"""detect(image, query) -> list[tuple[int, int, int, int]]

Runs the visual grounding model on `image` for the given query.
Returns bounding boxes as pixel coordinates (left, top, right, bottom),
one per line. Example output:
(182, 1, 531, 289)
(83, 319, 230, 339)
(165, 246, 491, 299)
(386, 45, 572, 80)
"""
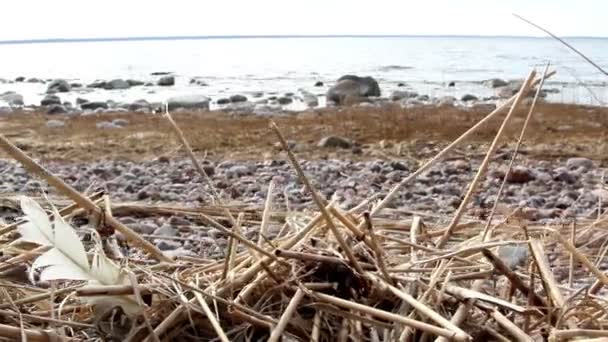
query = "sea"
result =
(0, 36, 607, 109)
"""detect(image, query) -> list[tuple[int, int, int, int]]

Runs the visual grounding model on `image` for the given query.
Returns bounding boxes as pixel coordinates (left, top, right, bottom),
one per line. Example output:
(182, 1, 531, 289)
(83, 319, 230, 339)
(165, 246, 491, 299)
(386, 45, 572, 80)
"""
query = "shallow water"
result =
(0, 36, 607, 108)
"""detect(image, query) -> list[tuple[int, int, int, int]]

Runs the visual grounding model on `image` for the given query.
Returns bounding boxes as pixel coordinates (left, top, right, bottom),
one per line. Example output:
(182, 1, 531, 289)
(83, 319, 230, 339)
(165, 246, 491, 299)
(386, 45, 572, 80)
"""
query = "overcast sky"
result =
(2, 0, 606, 40)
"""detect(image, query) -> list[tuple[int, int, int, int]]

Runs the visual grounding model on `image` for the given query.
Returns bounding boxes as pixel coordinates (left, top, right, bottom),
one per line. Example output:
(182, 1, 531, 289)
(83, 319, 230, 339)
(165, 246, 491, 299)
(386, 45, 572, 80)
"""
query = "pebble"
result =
(318, 136, 352, 149)
(45, 119, 65, 128)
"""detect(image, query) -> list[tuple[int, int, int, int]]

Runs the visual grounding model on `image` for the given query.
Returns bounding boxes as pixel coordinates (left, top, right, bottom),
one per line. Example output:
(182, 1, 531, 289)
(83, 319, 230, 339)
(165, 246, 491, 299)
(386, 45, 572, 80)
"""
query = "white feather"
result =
(18, 197, 141, 315)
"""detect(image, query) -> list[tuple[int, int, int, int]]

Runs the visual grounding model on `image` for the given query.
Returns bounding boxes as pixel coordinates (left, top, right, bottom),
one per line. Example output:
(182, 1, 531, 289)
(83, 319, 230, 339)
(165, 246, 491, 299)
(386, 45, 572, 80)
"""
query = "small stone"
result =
(217, 98, 230, 105)
(506, 166, 535, 184)
(314, 81, 324, 87)
(497, 245, 529, 269)
(153, 224, 178, 237)
(318, 136, 352, 149)
(45, 119, 65, 128)
(155, 240, 181, 251)
(112, 118, 129, 127)
(566, 157, 593, 170)
(96, 121, 120, 129)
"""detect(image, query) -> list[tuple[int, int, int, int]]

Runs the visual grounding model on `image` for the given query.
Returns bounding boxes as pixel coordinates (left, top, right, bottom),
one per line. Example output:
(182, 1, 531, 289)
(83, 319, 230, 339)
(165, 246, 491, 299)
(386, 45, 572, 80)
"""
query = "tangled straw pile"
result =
(1, 67, 608, 341)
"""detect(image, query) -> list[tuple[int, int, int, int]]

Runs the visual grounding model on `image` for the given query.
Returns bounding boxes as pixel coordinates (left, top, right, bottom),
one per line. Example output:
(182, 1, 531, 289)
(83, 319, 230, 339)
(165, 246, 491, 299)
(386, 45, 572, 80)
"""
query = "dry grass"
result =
(1, 102, 607, 163)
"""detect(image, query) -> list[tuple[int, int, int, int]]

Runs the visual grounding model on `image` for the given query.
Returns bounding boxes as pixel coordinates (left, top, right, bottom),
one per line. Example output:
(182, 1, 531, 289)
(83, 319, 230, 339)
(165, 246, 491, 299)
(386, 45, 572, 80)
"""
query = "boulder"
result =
(230, 94, 248, 103)
(81, 101, 109, 110)
(88, 80, 108, 89)
(167, 95, 210, 111)
(126, 79, 145, 86)
(41, 94, 61, 106)
(461, 94, 478, 102)
(157, 76, 175, 86)
(217, 98, 230, 105)
(318, 136, 352, 149)
(105, 79, 130, 90)
(47, 105, 67, 115)
(483, 78, 508, 88)
(46, 79, 71, 93)
(390, 90, 418, 101)
(26, 78, 44, 83)
(314, 81, 324, 87)
(15, 76, 25, 82)
(326, 75, 380, 105)
(448, 81, 456, 87)
(301, 90, 318, 107)
(0, 91, 24, 106)
(70, 82, 83, 88)
(128, 99, 151, 111)
(437, 96, 456, 106)
(45, 119, 65, 128)
(277, 97, 293, 105)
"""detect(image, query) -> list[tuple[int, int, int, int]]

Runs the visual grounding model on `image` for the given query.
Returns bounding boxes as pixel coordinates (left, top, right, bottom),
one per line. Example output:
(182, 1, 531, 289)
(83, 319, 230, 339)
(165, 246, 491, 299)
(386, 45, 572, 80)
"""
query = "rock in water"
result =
(229, 94, 247, 103)
(390, 90, 418, 101)
(40, 94, 61, 106)
(167, 95, 210, 111)
(81, 101, 109, 110)
(318, 136, 352, 149)
(301, 90, 319, 107)
(105, 79, 130, 90)
(314, 81, 324, 87)
(483, 78, 508, 88)
(461, 94, 478, 102)
(326, 75, 380, 105)
(157, 76, 175, 86)
(0, 91, 24, 106)
(47, 104, 67, 115)
(46, 79, 71, 93)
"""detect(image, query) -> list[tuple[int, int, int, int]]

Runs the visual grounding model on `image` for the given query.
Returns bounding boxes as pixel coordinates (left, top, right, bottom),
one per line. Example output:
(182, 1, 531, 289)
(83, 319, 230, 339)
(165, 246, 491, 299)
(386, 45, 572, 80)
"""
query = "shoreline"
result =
(0, 73, 605, 116)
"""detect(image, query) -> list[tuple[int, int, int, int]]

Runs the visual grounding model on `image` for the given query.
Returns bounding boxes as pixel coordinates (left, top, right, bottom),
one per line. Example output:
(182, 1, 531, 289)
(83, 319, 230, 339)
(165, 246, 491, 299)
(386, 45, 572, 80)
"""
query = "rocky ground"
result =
(0, 102, 607, 255)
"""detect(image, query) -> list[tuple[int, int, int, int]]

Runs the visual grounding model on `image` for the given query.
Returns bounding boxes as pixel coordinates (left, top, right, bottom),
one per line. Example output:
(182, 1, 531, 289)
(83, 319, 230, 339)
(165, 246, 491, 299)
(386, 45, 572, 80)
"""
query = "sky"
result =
(2, 0, 606, 40)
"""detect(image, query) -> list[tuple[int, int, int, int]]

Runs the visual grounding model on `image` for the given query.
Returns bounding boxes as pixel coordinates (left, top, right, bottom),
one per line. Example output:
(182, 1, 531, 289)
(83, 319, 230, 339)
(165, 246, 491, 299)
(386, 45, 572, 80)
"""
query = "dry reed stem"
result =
(552, 329, 608, 340)
(192, 283, 230, 342)
(267, 288, 305, 342)
(551, 230, 608, 294)
(0, 133, 171, 263)
(311, 310, 322, 342)
(308, 291, 469, 341)
(568, 221, 577, 288)
(490, 309, 534, 342)
(481, 249, 547, 308)
(363, 212, 392, 284)
(163, 108, 221, 202)
(258, 180, 275, 251)
(374, 277, 470, 339)
(436, 70, 537, 248)
(270, 121, 364, 273)
(222, 213, 243, 280)
(0, 323, 61, 342)
(529, 239, 565, 308)
(481, 63, 550, 240)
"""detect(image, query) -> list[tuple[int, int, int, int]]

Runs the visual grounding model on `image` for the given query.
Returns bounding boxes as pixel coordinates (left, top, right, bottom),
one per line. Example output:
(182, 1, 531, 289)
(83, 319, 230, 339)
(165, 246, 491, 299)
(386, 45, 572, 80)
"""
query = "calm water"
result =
(0, 36, 607, 108)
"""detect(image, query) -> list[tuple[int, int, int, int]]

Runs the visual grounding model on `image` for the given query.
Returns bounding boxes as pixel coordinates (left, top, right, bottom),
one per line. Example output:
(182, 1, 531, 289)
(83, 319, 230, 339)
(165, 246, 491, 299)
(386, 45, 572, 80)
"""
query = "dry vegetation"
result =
(1, 102, 607, 163)
(1, 90, 608, 341)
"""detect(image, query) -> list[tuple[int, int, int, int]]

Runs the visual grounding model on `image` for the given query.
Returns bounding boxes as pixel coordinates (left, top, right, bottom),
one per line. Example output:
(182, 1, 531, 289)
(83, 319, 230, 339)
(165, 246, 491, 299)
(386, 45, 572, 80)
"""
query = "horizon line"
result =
(1, 34, 607, 45)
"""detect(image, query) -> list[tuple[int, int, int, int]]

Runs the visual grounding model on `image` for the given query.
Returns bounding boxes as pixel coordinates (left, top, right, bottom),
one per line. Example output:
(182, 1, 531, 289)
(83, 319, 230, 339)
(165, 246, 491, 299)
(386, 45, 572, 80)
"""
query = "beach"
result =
(1, 36, 608, 341)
